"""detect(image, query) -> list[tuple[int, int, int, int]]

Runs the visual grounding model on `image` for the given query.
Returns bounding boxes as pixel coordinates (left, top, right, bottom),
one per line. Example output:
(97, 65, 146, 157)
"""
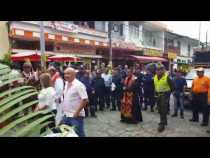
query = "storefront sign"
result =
(113, 40, 140, 50)
(48, 21, 78, 33)
(143, 49, 162, 57)
(168, 52, 177, 59)
(21, 21, 78, 33)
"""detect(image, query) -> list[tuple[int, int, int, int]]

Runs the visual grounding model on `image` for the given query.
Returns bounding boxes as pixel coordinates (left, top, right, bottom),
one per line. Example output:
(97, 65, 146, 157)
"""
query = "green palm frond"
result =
(0, 63, 55, 137)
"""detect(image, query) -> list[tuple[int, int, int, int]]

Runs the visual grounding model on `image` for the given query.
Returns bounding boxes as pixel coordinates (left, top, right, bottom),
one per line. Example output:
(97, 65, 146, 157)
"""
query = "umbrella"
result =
(11, 52, 41, 62)
(48, 55, 80, 62)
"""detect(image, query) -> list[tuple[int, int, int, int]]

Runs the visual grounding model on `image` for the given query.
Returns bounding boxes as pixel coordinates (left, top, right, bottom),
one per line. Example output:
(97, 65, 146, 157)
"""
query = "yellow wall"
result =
(0, 21, 9, 60)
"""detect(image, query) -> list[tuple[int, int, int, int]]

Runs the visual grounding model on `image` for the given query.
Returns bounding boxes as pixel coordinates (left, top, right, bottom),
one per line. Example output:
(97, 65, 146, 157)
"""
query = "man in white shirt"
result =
(48, 66, 64, 100)
(61, 67, 88, 137)
(101, 68, 112, 109)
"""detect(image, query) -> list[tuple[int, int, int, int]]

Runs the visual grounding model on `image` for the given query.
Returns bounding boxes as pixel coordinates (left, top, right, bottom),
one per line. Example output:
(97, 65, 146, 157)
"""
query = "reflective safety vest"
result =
(154, 73, 171, 93)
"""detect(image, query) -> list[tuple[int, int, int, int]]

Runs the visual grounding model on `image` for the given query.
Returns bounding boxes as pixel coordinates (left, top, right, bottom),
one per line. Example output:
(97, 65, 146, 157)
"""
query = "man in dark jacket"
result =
(135, 68, 145, 108)
(143, 69, 155, 112)
(111, 68, 123, 111)
(80, 70, 97, 117)
(91, 70, 106, 111)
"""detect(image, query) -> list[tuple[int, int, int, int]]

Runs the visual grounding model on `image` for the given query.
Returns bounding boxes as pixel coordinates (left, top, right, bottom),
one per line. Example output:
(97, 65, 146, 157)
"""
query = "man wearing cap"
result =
(22, 62, 38, 87)
(190, 67, 210, 126)
(154, 63, 174, 132)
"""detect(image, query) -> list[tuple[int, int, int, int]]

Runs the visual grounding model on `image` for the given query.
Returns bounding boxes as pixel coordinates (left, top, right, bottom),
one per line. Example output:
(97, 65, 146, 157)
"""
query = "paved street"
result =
(85, 97, 210, 137)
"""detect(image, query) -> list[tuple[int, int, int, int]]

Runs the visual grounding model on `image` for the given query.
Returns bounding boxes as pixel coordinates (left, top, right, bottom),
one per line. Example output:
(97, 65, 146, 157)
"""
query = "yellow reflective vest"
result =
(154, 73, 171, 93)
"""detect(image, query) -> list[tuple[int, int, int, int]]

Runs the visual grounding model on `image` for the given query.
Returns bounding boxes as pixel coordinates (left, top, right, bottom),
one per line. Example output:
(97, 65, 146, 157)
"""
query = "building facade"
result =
(0, 21, 10, 60)
(164, 31, 198, 71)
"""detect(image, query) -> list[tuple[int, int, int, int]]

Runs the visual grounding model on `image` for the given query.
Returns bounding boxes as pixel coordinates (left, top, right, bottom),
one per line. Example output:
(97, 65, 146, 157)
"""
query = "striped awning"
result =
(9, 28, 108, 47)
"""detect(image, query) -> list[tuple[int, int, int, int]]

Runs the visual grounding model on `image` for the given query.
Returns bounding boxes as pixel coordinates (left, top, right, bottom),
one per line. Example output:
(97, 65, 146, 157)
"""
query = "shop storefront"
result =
(173, 56, 192, 73)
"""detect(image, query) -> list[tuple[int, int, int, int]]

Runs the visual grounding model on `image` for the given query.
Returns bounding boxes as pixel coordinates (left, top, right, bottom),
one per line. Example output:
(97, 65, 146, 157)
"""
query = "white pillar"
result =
(123, 21, 129, 42)
(139, 24, 143, 46)
(162, 31, 165, 53)
(105, 21, 109, 32)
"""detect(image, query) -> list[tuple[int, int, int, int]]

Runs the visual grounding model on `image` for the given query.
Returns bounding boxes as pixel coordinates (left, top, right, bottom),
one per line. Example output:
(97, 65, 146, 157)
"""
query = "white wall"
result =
(180, 39, 191, 57)
(142, 29, 164, 50)
(0, 21, 9, 60)
(94, 21, 106, 32)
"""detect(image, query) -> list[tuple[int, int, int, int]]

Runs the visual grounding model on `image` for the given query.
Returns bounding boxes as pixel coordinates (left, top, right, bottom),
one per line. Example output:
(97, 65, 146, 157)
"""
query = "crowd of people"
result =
(6, 60, 210, 136)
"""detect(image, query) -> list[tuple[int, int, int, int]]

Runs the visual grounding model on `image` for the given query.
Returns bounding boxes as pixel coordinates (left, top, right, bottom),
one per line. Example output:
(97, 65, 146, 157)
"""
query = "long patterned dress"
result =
(121, 75, 143, 123)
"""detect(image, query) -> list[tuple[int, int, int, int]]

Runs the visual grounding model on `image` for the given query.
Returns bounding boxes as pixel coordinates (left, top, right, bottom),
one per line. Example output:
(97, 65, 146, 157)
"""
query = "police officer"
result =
(154, 63, 174, 132)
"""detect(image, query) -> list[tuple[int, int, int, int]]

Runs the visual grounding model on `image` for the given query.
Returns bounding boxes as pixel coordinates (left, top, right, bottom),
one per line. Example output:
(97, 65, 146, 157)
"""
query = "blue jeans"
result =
(61, 116, 85, 137)
(174, 92, 184, 114)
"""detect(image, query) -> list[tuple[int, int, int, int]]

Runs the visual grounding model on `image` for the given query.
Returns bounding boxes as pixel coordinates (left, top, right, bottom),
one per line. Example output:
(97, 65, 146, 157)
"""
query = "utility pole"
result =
(40, 21, 46, 72)
(108, 21, 113, 71)
(198, 21, 202, 48)
(206, 30, 208, 48)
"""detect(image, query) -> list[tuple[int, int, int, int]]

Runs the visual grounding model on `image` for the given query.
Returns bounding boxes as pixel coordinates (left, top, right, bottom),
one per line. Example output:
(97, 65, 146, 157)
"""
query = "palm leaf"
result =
(0, 64, 9, 70)
(0, 109, 53, 136)
(13, 114, 54, 137)
(0, 68, 11, 76)
(0, 100, 38, 123)
(25, 121, 53, 137)
(0, 91, 38, 114)
(0, 77, 23, 87)
(0, 86, 33, 98)
(0, 89, 36, 107)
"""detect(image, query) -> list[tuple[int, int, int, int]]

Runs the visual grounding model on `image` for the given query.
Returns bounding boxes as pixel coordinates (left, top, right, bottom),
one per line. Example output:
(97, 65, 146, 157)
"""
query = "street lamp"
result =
(40, 21, 46, 72)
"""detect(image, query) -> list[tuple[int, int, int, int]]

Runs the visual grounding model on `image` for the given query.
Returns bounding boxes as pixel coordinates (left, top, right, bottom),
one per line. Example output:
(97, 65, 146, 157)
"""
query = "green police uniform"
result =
(154, 71, 172, 131)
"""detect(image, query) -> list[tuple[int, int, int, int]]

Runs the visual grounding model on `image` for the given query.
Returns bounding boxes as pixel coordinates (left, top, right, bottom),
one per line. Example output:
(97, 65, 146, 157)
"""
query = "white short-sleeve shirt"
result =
(38, 87, 56, 111)
(62, 78, 88, 117)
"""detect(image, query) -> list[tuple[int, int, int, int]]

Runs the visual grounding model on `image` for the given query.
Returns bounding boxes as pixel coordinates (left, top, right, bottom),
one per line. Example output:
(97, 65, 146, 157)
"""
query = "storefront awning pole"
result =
(108, 21, 113, 71)
(40, 21, 46, 72)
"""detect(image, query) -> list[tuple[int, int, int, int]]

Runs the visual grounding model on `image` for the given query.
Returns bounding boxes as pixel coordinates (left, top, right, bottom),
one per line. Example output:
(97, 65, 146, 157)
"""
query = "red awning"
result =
(130, 55, 168, 62)
(48, 55, 80, 62)
(11, 52, 41, 62)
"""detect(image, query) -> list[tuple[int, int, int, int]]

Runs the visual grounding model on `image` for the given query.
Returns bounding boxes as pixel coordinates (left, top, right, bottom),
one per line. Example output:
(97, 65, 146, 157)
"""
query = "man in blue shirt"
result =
(171, 69, 187, 119)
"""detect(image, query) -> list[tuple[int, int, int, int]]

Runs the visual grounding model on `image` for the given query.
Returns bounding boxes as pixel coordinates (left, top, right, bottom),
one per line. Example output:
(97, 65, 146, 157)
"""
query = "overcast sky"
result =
(161, 21, 210, 42)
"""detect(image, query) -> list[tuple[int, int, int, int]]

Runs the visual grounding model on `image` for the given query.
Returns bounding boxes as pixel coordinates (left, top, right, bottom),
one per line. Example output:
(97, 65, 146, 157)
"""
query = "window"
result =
(177, 41, 181, 48)
(153, 38, 156, 47)
(73, 21, 95, 29)
(188, 44, 191, 52)
(119, 24, 123, 36)
(129, 24, 139, 39)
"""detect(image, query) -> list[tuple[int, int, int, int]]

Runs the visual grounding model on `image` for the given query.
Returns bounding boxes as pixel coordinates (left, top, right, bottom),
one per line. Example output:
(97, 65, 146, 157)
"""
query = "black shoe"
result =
(158, 125, 165, 133)
(151, 109, 154, 112)
(99, 108, 104, 111)
(143, 107, 147, 111)
(189, 119, 198, 122)
(158, 122, 167, 126)
(207, 130, 210, 133)
(180, 115, 184, 119)
(201, 123, 208, 126)
(91, 115, 97, 118)
(110, 108, 116, 111)
(171, 113, 178, 117)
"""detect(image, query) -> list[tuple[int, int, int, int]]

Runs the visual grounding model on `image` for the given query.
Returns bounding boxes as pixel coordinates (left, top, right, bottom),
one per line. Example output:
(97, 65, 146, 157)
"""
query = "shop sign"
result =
(168, 52, 177, 59)
(143, 49, 162, 57)
(47, 21, 78, 33)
